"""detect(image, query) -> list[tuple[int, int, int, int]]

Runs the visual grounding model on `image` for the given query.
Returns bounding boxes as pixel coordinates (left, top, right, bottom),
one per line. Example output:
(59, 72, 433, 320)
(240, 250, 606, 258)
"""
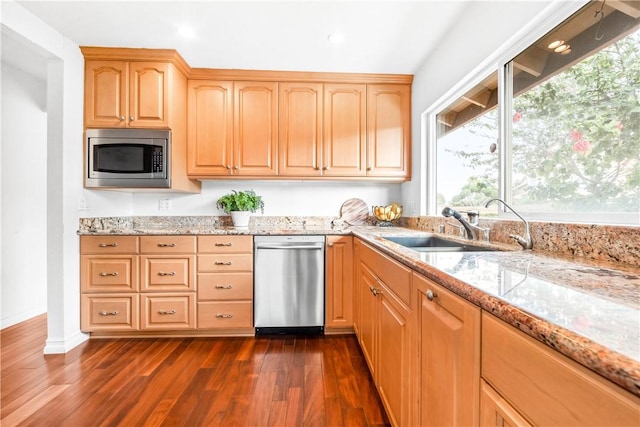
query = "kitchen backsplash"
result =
(399, 216, 640, 268)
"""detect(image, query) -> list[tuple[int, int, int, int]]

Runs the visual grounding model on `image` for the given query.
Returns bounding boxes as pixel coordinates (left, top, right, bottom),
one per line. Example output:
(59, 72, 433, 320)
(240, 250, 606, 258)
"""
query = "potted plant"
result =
(216, 189, 264, 227)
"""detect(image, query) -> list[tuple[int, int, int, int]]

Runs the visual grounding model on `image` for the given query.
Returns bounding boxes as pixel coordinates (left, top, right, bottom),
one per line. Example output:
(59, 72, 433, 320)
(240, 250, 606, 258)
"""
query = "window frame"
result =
(422, 0, 640, 223)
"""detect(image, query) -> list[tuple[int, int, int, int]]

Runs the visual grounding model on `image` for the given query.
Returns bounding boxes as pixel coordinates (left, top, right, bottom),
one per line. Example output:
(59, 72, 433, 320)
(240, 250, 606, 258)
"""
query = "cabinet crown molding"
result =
(80, 46, 413, 84)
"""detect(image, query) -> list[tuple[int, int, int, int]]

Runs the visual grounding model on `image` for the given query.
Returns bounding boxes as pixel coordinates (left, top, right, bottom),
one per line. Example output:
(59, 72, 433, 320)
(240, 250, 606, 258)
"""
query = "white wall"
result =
(402, 1, 556, 214)
(1, 0, 88, 352)
(83, 181, 401, 218)
(0, 62, 48, 328)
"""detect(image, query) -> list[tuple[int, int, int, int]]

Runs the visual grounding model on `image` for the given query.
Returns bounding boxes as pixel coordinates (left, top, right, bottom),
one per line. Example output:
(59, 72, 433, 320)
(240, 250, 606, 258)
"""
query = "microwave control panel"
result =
(152, 146, 164, 173)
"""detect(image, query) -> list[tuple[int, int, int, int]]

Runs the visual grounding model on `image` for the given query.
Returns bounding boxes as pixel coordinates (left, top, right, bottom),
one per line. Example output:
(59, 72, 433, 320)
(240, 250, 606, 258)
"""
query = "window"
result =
(431, 1, 640, 224)
(435, 74, 499, 215)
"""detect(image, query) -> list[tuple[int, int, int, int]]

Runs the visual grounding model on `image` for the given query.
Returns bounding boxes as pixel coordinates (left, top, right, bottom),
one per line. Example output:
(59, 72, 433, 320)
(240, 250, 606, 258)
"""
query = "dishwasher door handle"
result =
(255, 244, 324, 250)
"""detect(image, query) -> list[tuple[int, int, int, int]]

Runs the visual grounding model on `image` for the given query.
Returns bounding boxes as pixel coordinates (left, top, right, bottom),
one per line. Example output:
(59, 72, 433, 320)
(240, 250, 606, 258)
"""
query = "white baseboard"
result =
(0, 309, 46, 330)
(43, 331, 90, 354)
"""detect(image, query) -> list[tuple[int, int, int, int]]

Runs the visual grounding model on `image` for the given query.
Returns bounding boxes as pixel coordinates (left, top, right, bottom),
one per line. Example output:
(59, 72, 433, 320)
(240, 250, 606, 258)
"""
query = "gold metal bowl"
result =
(372, 203, 403, 222)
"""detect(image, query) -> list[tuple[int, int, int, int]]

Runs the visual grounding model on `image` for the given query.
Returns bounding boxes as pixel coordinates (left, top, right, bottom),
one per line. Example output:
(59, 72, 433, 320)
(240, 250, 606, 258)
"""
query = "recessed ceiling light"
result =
(177, 25, 195, 39)
(548, 40, 564, 49)
(554, 44, 570, 53)
(328, 32, 345, 44)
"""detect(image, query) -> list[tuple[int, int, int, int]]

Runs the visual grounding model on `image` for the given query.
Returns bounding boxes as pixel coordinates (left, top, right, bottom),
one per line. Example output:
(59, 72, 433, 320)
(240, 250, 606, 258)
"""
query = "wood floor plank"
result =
(1, 316, 390, 427)
(0, 384, 70, 427)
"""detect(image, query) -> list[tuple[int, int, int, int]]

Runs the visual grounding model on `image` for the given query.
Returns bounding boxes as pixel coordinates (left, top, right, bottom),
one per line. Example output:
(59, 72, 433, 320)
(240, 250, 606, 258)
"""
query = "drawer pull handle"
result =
(214, 243, 232, 247)
(215, 285, 233, 289)
(157, 243, 176, 247)
(426, 289, 437, 301)
(215, 261, 232, 266)
(98, 243, 118, 248)
(216, 313, 233, 319)
(158, 271, 176, 276)
(158, 309, 177, 315)
(99, 310, 119, 316)
(99, 272, 119, 277)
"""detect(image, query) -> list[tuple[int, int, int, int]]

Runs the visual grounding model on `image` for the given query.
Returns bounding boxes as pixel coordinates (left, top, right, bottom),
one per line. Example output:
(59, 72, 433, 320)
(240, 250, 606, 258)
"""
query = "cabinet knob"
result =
(233, 165, 239, 170)
(426, 289, 437, 301)
(367, 167, 372, 171)
(119, 116, 125, 121)
(129, 116, 134, 121)
(157, 271, 176, 276)
(369, 286, 379, 297)
(323, 166, 330, 171)
(98, 243, 118, 248)
(99, 272, 119, 277)
(99, 310, 119, 316)
(327, 242, 334, 247)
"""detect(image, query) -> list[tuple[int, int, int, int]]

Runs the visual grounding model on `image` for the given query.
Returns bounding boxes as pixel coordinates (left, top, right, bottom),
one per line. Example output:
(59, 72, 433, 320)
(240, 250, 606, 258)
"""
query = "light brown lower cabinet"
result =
(141, 293, 195, 330)
(81, 293, 140, 332)
(480, 380, 532, 427)
(482, 312, 640, 426)
(413, 272, 481, 427)
(325, 236, 353, 331)
(196, 235, 254, 331)
(354, 239, 413, 427)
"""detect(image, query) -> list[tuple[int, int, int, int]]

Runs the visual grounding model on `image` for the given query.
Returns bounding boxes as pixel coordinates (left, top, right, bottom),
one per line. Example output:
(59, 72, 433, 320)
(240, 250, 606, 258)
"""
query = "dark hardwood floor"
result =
(1, 315, 389, 426)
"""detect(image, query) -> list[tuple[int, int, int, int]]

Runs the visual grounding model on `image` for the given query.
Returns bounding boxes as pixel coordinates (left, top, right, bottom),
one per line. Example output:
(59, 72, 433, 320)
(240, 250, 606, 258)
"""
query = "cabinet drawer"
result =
(198, 254, 253, 272)
(482, 312, 640, 426)
(198, 273, 253, 301)
(140, 235, 196, 254)
(141, 255, 195, 292)
(81, 255, 139, 292)
(359, 241, 412, 306)
(141, 293, 195, 330)
(198, 235, 253, 253)
(80, 235, 138, 254)
(198, 301, 253, 329)
(81, 294, 139, 332)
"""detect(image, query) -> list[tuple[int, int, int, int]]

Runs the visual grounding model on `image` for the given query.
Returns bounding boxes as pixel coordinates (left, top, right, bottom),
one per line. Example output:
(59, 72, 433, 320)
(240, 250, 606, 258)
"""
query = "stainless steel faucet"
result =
(441, 207, 489, 241)
(484, 198, 533, 249)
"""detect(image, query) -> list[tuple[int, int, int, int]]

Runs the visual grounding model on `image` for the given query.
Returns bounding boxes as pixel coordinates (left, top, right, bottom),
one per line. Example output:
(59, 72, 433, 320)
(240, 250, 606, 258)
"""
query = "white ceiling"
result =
(10, 0, 469, 77)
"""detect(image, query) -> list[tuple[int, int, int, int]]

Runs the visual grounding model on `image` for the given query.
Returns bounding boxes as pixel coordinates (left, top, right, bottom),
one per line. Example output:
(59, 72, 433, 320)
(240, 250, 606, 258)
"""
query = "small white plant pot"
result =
(230, 211, 251, 227)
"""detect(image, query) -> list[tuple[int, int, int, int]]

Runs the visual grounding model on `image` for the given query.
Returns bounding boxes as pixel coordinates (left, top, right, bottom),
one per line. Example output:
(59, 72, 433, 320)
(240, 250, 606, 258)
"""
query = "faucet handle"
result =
(466, 210, 479, 225)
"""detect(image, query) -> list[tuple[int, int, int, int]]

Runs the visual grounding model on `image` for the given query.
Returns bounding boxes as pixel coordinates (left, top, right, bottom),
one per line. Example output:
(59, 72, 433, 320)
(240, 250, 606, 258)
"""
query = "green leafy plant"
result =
(216, 190, 264, 214)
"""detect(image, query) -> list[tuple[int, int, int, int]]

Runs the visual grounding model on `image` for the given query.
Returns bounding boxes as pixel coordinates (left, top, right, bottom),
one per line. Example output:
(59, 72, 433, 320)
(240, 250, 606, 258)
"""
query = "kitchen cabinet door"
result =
(480, 380, 532, 427)
(358, 263, 378, 376)
(128, 62, 169, 128)
(323, 83, 366, 177)
(366, 84, 411, 178)
(278, 82, 323, 176)
(233, 81, 278, 175)
(377, 282, 412, 427)
(187, 80, 234, 175)
(84, 60, 128, 128)
(325, 236, 353, 329)
(414, 272, 481, 427)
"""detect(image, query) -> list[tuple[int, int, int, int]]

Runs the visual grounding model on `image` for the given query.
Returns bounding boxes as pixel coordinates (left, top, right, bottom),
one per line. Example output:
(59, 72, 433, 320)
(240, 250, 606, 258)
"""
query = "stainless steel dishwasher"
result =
(254, 235, 325, 335)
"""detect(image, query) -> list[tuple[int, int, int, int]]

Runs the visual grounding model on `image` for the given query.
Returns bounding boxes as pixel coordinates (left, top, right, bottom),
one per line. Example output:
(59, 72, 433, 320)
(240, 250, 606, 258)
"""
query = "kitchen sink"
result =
(383, 235, 499, 252)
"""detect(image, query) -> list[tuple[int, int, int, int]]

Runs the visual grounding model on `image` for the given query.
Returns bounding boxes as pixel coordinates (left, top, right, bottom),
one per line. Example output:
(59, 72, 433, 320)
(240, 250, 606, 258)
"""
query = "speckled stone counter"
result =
(77, 217, 640, 397)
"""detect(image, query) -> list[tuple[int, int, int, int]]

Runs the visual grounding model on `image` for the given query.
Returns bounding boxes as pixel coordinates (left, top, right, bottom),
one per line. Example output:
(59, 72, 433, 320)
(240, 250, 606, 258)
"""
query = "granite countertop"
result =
(77, 218, 640, 397)
(352, 227, 640, 398)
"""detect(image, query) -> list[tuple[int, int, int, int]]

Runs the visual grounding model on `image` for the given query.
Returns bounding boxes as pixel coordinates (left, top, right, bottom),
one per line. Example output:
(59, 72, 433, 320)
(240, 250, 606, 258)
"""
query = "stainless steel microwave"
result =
(86, 128, 170, 188)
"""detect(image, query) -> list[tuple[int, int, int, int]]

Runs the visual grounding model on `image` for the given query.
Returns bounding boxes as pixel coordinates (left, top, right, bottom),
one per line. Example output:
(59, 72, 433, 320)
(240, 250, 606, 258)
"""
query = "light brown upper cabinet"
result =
(84, 60, 170, 128)
(187, 81, 278, 176)
(323, 84, 368, 177)
(367, 84, 411, 178)
(187, 81, 234, 176)
(278, 82, 324, 176)
(234, 81, 278, 176)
